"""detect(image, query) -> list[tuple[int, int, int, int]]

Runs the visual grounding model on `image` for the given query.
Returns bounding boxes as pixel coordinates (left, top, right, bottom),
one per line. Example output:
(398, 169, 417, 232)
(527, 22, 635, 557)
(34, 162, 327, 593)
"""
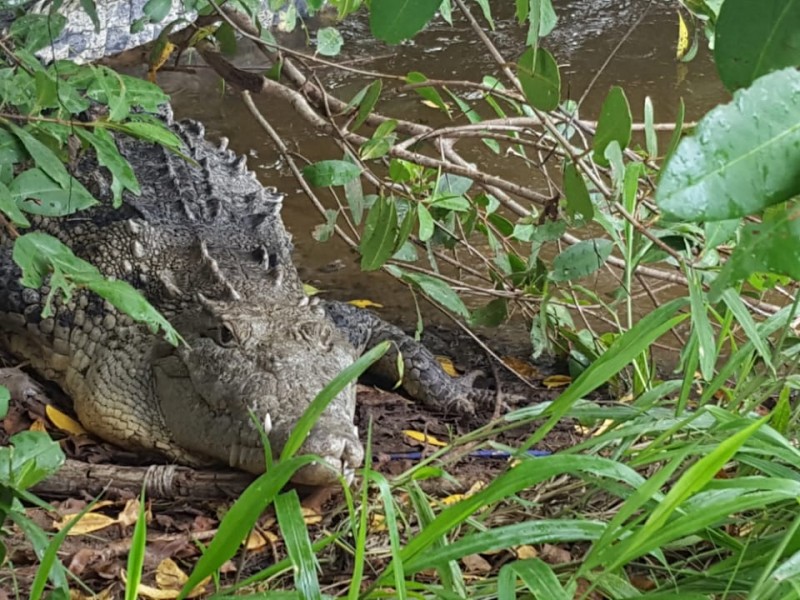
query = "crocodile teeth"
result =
(263, 413, 272, 435)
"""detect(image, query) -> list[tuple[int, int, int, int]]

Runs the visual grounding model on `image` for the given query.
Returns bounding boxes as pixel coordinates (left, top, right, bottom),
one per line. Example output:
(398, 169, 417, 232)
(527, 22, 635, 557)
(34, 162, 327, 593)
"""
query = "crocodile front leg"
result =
(323, 300, 493, 414)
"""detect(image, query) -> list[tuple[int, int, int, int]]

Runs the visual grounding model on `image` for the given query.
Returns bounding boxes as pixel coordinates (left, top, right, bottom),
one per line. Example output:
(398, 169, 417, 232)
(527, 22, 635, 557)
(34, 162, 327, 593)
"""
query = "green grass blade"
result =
(275, 490, 322, 600)
(124, 488, 148, 600)
(281, 341, 389, 461)
(179, 455, 320, 599)
(511, 558, 571, 599)
(377, 455, 645, 585)
(609, 415, 767, 568)
(404, 520, 605, 573)
(28, 496, 102, 600)
(369, 472, 408, 599)
(521, 297, 689, 452)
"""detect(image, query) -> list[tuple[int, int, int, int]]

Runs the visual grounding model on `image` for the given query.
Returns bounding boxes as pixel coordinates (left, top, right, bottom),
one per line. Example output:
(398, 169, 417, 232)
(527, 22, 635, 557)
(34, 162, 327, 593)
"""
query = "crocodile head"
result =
(150, 294, 362, 486)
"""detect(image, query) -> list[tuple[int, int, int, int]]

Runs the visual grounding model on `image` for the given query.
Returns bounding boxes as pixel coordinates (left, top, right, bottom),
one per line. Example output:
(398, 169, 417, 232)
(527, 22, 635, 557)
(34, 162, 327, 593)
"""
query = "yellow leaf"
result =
(592, 419, 614, 437)
(440, 493, 466, 505)
(348, 299, 384, 309)
(403, 430, 447, 447)
(676, 12, 689, 60)
(302, 507, 322, 525)
(421, 99, 451, 110)
(370, 513, 387, 532)
(46, 405, 87, 435)
(130, 582, 177, 600)
(435, 355, 459, 377)
(502, 356, 540, 379)
(303, 283, 321, 296)
(543, 374, 572, 389)
(70, 585, 114, 600)
(54, 512, 117, 535)
(515, 545, 538, 559)
(244, 528, 278, 550)
(155, 558, 188, 589)
(149, 41, 176, 73)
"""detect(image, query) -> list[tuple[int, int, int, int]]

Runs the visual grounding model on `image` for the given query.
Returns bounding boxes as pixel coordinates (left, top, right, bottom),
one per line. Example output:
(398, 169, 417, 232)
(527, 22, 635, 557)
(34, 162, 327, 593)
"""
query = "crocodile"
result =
(0, 108, 491, 485)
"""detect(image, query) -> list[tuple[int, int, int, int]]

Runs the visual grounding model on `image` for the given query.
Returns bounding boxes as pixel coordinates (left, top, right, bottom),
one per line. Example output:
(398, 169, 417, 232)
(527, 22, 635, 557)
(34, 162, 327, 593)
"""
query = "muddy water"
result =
(155, 1, 727, 349)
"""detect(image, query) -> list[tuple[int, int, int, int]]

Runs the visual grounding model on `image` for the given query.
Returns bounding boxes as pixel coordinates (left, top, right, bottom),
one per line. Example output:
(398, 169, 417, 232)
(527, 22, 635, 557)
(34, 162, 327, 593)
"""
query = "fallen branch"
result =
(32, 459, 255, 500)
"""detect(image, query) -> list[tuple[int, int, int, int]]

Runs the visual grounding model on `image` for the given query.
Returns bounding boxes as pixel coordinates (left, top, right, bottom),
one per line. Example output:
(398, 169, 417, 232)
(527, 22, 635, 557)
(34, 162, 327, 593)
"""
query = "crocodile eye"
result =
(217, 323, 237, 347)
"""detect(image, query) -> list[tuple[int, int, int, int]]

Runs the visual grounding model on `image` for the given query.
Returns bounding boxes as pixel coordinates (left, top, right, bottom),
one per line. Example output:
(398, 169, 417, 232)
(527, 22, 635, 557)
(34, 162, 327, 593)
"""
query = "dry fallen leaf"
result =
(539, 543, 571, 564)
(435, 355, 459, 377)
(70, 585, 114, 600)
(403, 430, 447, 447)
(543, 374, 572, 389)
(462, 553, 491, 575)
(54, 512, 118, 535)
(502, 356, 541, 379)
(29, 419, 48, 433)
(348, 299, 384, 309)
(118, 498, 144, 528)
(46, 405, 87, 435)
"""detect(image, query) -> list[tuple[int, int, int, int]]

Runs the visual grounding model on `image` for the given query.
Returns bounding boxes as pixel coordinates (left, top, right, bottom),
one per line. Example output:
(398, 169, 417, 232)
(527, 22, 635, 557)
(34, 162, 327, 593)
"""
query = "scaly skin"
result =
(0, 110, 487, 485)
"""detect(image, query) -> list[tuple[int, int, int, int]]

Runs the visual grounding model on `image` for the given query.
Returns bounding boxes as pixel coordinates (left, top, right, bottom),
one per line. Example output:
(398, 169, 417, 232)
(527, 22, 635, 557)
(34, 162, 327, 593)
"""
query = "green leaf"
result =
(370, 0, 441, 44)
(10, 168, 97, 217)
(550, 239, 614, 282)
(143, 0, 172, 22)
(7, 123, 73, 189)
(406, 71, 451, 117)
(316, 26, 343, 56)
(13, 232, 180, 345)
(429, 194, 470, 212)
(360, 196, 398, 271)
(87, 67, 130, 121)
(76, 128, 140, 207)
(117, 121, 183, 153)
(563, 162, 593, 220)
(0, 431, 64, 490)
(78, 0, 100, 30)
(517, 46, 561, 111)
(388, 267, 470, 318)
(715, 0, 800, 91)
(657, 68, 800, 222)
(469, 298, 508, 327)
(417, 203, 434, 241)
(0, 386, 9, 420)
(593, 86, 632, 167)
(0, 180, 31, 227)
(352, 80, 382, 131)
(34, 71, 58, 109)
(8, 15, 67, 53)
(709, 206, 800, 296)
(303, 160, 362, 187)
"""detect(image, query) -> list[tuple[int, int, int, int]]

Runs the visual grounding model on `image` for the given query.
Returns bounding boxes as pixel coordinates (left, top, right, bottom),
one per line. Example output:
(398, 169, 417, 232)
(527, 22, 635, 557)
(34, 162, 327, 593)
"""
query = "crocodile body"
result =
(0, 111, 488, 485)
